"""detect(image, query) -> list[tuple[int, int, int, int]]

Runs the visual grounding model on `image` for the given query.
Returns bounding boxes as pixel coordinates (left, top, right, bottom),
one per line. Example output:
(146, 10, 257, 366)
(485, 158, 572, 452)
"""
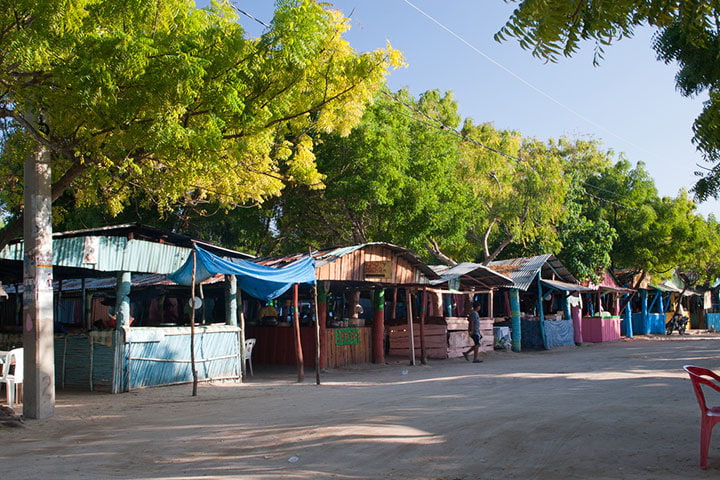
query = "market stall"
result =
(251, 243, 438, 369)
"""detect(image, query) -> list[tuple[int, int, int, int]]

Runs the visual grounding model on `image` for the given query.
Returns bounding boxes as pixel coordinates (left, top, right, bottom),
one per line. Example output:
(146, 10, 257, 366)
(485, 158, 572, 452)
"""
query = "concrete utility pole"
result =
(23, 143, 55, 419)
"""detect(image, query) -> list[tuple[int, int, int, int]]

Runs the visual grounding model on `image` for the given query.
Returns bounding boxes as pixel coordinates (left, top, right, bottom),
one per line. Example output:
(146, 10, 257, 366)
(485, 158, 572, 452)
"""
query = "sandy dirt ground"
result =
(2, 332, 720, 479)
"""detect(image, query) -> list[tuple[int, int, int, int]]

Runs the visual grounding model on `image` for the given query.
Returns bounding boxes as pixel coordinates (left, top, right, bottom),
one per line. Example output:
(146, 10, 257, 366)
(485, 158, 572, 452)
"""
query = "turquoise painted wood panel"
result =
(124, 327, 240, 390)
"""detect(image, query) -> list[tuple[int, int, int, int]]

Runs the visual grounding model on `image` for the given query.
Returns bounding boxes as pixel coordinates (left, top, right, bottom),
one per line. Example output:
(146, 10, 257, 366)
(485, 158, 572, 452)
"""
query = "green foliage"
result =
(456, 124, 607, 264)
(497, 0, 720, 200)
(576, 159, 720, 283)
(0, 0, 401, 243)
(271, 89, 468, 256)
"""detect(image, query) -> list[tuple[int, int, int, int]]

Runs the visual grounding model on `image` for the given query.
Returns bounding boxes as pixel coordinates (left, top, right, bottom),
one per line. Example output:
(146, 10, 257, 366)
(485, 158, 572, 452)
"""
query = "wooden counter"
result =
(246, 326, 371, 368)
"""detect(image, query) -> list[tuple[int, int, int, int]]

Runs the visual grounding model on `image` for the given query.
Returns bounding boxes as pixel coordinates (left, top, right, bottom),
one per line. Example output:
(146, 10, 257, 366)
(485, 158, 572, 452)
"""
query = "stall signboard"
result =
(364, 261, 391, 279)
(334, 328, 360, 345)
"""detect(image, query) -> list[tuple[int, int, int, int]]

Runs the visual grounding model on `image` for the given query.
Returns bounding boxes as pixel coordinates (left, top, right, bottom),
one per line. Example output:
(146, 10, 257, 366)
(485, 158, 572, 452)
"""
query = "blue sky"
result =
(229, 0, 717, 217)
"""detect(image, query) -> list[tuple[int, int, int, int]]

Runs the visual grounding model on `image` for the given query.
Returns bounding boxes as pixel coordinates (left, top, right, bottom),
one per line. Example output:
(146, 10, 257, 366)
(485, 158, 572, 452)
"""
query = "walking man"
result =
(463, 301, 483, 363)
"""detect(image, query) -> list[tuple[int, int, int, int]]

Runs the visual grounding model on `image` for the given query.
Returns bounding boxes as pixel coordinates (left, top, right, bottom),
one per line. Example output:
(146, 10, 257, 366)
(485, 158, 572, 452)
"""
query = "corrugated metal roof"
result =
(0, 224, 252, 275)
(429, 262, 513, 289)
(7, 272, 225, 294)
(488, 254, 577, 291)
(257, 242, 439, 280)
(0, 237, 190, 274)
(541, 279, 595, 293)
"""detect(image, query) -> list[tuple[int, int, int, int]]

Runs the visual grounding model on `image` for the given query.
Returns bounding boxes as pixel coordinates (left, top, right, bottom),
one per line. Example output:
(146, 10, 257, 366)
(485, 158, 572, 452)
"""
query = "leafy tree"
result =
(496, 0, 720, 200)
(0, 0, 401, 248)
(271, 89, 469, 256)
(456, 124, 614, 265)
(579, 160, 720, 284)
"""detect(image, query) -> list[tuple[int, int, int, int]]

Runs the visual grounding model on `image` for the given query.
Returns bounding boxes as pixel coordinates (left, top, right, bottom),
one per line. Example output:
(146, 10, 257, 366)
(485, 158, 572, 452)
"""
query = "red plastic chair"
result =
(684, 365, 720, 469)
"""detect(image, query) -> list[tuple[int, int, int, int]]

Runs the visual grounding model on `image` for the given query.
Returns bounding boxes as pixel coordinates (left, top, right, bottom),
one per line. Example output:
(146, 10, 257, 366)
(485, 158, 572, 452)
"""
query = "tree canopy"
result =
(0, 0, 401, 248)
(496, 0, 720, 201)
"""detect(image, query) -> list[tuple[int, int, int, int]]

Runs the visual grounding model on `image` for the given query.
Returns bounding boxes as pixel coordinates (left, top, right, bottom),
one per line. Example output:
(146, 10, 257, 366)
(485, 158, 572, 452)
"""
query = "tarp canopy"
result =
(169, 246, 316, 301)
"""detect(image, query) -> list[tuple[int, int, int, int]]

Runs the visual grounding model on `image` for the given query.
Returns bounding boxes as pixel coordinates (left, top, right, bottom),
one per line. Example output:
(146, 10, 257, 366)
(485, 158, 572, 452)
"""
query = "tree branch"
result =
(426, 238, 457, 266)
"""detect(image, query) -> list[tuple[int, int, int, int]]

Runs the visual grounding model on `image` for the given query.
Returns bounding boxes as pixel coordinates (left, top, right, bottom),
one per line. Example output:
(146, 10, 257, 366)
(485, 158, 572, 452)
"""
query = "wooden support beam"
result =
(293, 283, 304, 382)
(372, 289, 385, 364)
(406, 289, 415, 366)
(420, 288, 427, 365)
(190, 250, 198, 397)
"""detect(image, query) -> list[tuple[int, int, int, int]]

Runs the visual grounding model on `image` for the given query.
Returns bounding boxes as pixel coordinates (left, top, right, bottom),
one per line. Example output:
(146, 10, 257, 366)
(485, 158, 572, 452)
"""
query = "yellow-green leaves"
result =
(0, 0, 400, 225)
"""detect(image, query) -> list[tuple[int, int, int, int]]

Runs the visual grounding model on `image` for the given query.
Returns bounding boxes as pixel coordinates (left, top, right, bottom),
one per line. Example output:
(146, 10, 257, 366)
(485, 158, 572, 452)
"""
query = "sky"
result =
(230, 0, 718, 218)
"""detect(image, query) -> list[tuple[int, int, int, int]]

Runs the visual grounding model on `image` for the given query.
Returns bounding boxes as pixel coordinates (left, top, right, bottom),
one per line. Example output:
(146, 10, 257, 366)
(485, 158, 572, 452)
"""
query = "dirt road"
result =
(2, 333, 720, 479)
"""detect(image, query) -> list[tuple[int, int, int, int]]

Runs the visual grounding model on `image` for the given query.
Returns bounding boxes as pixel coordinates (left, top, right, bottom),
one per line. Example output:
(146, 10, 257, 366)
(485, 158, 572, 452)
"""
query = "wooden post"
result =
(81, 278, 87, 328)
(563, 293, 572, 321)
(313, 283, 321, 385)
(504, 290, 511, 316)
(488, 289, 494, 319)
(623, 293, 634, 338)
(420, 288, 427, 365)
(293, 283, 304, 382)
(225, 274, 237, 326)
(391, 287, 398, 321)
(190, 250, 198, 396)
(406, 289, 415, 366)
(199, 283, 206, 325)
(115, 271, 131, 327)
(509, 288, 521, 352)
(640, 289, 648, 335)
(318, 284, 327, 370)
(372, 289, 385, 364)
(23, 141, 55, 419)
(238, 288, 246, 380)
(536, 278, 547, 349)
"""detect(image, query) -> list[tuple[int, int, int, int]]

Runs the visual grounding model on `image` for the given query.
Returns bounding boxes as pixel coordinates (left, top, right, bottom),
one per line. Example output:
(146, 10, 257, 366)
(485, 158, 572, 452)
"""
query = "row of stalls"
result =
(0, 225, 254, 392)
(1, 223, 717, 395)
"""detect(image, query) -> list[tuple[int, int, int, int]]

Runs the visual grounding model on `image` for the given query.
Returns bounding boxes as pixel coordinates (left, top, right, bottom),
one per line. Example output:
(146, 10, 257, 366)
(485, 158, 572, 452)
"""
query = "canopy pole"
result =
(372, 289, 385, 364)
(406, 289, 416, 366)
(318, 283, 327, 370)
(313, 283, 321, 385)
(293, 283, 304, 382)
(190, 249, 198, 397)
(510, 288, 521, 352)
(536, 279, 547, 349)
(238, 287, 246, 381)
(420, 288, 427, 365)
(488, 289, 494, 319)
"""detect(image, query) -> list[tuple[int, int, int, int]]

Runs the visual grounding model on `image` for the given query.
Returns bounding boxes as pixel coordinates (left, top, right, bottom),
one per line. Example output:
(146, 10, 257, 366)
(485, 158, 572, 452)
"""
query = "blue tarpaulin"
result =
(168, 246, 316, 301)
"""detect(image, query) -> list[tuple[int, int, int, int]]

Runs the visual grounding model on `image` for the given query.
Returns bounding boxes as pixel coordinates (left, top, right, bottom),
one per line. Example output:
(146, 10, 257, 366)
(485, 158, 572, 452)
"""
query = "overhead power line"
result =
(401, 0, 654, 158)
(381, 89, 629, 209)
(231, 2, 271, 29)
(230, 6, 629, 209)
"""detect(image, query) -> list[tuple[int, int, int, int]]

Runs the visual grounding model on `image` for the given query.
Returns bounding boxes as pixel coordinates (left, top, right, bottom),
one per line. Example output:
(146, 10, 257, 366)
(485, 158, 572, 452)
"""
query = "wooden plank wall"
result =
(315, 245, 421, 284)
(388, 319, 495, 359)
(246, 327, 372, 368)
(325, 327, 372, 367)
(387, 324, 448, 358)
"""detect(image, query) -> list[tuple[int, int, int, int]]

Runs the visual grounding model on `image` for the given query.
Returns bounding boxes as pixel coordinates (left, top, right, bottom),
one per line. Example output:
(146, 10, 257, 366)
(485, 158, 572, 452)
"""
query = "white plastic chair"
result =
(244, 338, 256, 377)
(0, 348, 23, 408)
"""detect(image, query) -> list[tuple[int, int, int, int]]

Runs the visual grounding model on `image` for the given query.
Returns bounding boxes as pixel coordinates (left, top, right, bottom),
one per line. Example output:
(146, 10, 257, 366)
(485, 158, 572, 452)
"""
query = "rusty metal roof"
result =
(488, 254, 578, 291)
(429, 262, 513, 289)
